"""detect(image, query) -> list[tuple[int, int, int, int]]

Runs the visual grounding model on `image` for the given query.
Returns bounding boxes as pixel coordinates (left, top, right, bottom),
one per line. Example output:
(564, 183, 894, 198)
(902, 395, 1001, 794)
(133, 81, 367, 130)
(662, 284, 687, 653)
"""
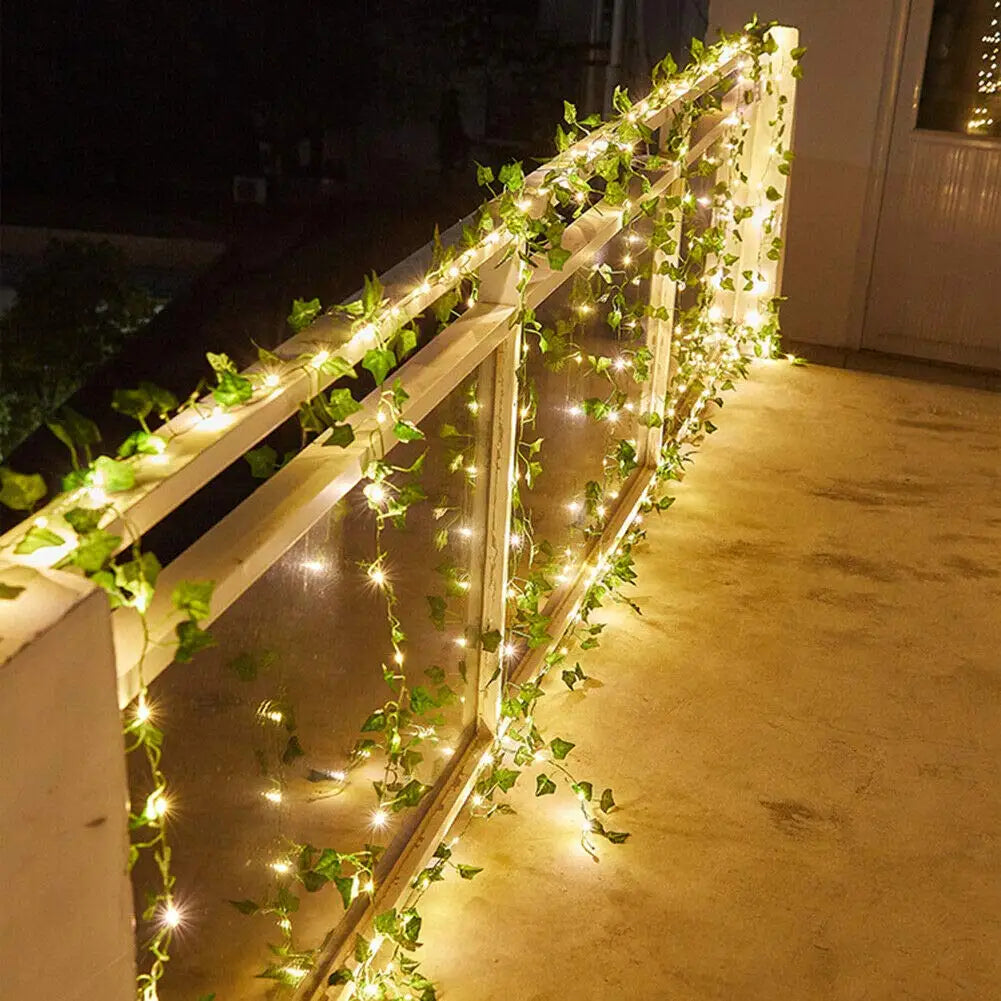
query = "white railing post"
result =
(0, 565, 135, 1001)
(468, 250, 523, 735)
(639, 173, 684, 468)
(732, 26, 800, 332)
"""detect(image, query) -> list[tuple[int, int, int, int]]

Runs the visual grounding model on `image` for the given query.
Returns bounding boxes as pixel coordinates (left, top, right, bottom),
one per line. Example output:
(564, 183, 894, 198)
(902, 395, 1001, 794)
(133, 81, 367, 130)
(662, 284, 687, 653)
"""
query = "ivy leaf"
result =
(535, 773, 557, 797)
(288, 297, 322, 333)
(362, 347, 396, 385)
(456, 864, 483, 880)
(174, 620, 215, 662)
(282, 735, 305, 765)
(94, 455, 135, 494)
(547, 246, 572, 271)
(563, 99, 577, 124)
(14, 525, 66, 554)
(498, 160, 525, 193)
(600, 788, 616, 813)
(172, 580, 214, 621)
(475, 162, 494, 187)
(480, 628, 502, 653)
(426, 595, 447, 630)
(605, 830, 630, 844)
(117, 430, 166, 458)
(213, 369, 253, 408)
(572, 781, 593, 802)
(765, 185, 782, 201)
(111, 388, 153, 424)
(229, 898, 260, 915)
(393, 419, 425, 442)
(361, 709, 387, 733)
(65, 529, 121, 573)
(0, 467, 47, 511)
(549, 737, 576, 760)
(0, 582, 25, 600)
(317, 354, 357, 379)
(323, 423, 355, 448)
(397, 324, 419, 359)
(48, 407, 101, 468)
(326, 388, 361, 422)
(244, 445, 278, 479)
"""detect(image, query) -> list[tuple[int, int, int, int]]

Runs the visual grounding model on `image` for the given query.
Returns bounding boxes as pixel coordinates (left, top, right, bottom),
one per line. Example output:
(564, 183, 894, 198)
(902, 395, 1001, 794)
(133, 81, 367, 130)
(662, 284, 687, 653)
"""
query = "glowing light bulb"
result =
(441, 746, 454, 757)
(466, 465, 478, 477)
(369, 567, 386, 587)
(162, 904, 182, 929)
(613, 356, 627, 371)
(301, 559, 325, 572)
(393, 651, 404, 665)
(271, 861, 291, 875)
(263, 789, 282, 804)
(311, 349, 330, 369)
(136, 698, 152, 723)
(458, 525, 473, 538)
(457, 579, 471, 591)
(152, 793, 169, 817)
(266, 709, 284, 724)
(472, 794, 484, 807)
(371, 809, 388, 829)
(284, 966, 308, 981)
(502, 643, 516, 658)
(622, 254, 632, 265)
(468, 399, 480, 414)
(364, 482, 386, 504)
(364, 879, 375, 893)
(454, 636, 467, 648)
(263, 372, 281, 389)
(606, 410, 619, 423)
(567, 501, 581, 514)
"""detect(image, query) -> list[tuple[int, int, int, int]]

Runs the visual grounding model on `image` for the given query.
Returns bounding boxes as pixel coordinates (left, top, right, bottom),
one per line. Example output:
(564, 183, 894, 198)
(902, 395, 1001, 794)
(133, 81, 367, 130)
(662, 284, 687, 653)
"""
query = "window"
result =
(917, 0, 1001, 136)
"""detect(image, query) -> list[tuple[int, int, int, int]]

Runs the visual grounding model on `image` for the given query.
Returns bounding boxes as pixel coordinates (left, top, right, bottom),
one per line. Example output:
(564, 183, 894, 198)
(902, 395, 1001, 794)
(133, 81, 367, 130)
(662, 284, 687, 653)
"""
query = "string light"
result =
(371, 809, 388, 829)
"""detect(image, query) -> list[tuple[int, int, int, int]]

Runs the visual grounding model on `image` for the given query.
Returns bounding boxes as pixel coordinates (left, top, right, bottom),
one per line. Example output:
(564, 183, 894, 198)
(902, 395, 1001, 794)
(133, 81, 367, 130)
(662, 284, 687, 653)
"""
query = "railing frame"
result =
(0, 26, 799, 1001)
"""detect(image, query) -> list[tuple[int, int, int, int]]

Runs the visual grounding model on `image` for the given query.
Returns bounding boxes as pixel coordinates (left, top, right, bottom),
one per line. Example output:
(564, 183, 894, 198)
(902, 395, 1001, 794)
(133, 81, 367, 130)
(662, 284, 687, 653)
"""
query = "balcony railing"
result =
(0, 23, 799, 1001)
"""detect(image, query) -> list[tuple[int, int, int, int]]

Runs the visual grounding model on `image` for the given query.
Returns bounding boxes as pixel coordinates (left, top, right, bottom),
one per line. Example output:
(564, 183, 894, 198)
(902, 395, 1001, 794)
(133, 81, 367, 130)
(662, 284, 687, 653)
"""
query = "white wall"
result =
(0, 565, 134, 1001)
(708, 1, 899, 348)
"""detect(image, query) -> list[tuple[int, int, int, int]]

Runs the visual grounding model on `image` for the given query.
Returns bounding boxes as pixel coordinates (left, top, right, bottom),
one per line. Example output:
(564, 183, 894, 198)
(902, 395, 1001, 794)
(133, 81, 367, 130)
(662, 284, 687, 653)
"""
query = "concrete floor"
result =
(416, 361, 1001, 1001)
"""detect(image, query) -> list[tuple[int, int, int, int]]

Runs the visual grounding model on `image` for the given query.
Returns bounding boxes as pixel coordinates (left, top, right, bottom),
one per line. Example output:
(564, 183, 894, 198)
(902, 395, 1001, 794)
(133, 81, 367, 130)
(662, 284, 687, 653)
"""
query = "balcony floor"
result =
(417, 361, 1001, 1000)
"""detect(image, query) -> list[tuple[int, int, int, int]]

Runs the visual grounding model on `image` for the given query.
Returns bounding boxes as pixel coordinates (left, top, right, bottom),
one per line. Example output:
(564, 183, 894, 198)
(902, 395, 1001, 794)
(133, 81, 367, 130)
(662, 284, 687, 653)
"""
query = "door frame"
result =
(846, 0, 913, 352)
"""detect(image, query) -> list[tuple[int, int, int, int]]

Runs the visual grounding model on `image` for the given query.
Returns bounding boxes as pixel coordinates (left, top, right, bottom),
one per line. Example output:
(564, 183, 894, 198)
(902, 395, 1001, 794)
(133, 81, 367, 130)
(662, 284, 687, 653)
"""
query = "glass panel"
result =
(130, 359, 493, 1000)
(512, 223, 652, 644)
(917, 0, 1001, 136)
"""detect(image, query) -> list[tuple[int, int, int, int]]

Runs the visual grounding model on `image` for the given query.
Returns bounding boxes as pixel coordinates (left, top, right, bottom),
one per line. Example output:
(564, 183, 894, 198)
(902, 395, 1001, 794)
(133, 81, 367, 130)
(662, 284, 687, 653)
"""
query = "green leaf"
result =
(605, 830, 630, 844)
(174, 620, 215, 662)
(393, 419, 425, 442)
(67, 529, 121, 573)
(14, 525, 66, 554)
(229, 898, 260, 915)
(93, 455, 135, 494)
(456, 864, 483, 880)
(547, 246, 572, 271)
(117, 430, 166, 458)
(535, 773, 557, 797)
(549, 737, 576, 760)
(572, 781, 593, 802)
(498, 160, 525, 193)
(323, 423, 355, 448)
(600, 787, 616, 813)
(288, 297, 322, 333)
(111, 388, 153, 424)
(362, 347, 396, 385)
(172, 579, 214, 621)
(326, 388, 361, 422)
(563, 99, 577, 124)
(426, 595, 447, 630)
(0, 582, 25, 600)
(360, 709, 387, 733)
(282, 735, 305, 765)
(480, 629, 502, 653)
(0, 467, 47, 511)
(765, 185, 782, 201)
(206, 351, 236, 374)
(475, 162, 494, 187)
(213, 369, 253, 408)
(245, 445, 279, 479)
(397, 324, 418, 359)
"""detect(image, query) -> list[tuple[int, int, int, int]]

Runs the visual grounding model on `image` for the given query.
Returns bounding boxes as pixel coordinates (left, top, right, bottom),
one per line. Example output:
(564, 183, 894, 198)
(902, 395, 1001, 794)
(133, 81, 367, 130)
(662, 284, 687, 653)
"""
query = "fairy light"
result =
(301, 559, 325, 572)
(458, 525, 473, 538)
(393, 651, 404, 666)
(271, 860, 291, 875)
(151, 793, 169, 818)
(369, 565, 386, 587)
(263, 789, 282, 804)
(467, 399, 480, 414)
(136, 696, 152, 723)
(371, 809, 388, 829)
(310, 349, 329, 369)
(364, 482, 386, 504)
(162, 903, 182, 929)
(509, 532, 523, 549)
(454, 636, 467, 648)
